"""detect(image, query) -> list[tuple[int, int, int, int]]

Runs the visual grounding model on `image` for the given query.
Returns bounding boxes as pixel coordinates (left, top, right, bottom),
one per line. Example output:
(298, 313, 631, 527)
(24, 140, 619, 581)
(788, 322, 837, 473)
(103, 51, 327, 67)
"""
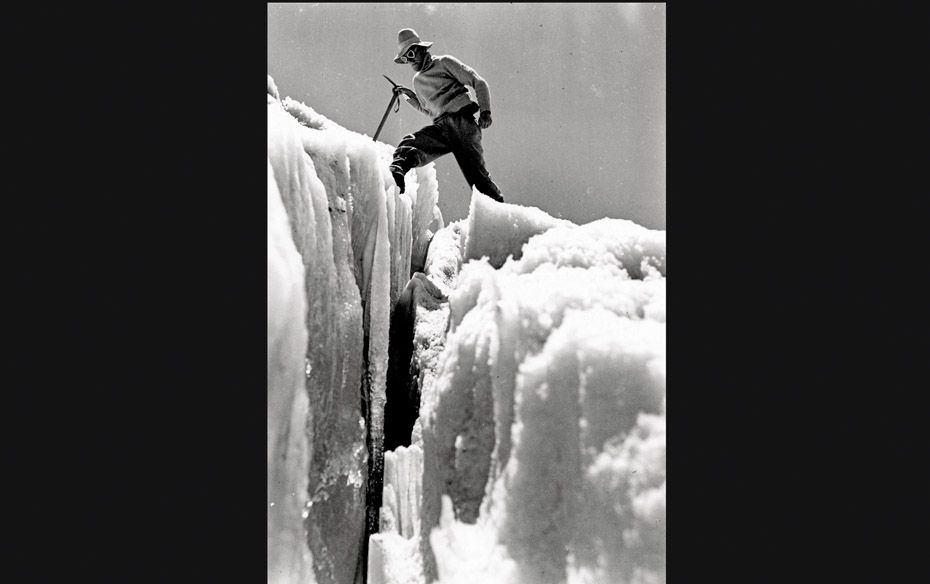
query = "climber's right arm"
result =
(394, 86, 429, 115)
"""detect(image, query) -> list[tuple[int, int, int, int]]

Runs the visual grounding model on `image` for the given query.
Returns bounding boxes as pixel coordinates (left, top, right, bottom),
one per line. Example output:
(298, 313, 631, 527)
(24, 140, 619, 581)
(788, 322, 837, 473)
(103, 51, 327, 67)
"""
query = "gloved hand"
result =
(478, 110, 493, 129)
(393, 86, 418, 103)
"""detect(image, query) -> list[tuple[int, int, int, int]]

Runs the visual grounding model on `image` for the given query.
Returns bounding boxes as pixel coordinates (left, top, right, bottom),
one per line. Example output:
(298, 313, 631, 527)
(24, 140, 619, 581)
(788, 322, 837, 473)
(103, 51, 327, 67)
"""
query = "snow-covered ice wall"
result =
(267, 76, 442, 584)
(371, 190, 666, 584)
(268, 71, 665, 584)
(268, 158, 313, 584)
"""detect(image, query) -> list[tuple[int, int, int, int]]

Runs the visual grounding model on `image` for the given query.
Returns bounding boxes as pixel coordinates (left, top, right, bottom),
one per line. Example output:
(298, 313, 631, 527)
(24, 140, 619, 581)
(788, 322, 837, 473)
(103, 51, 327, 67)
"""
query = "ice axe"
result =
(373, 75, 403, 142)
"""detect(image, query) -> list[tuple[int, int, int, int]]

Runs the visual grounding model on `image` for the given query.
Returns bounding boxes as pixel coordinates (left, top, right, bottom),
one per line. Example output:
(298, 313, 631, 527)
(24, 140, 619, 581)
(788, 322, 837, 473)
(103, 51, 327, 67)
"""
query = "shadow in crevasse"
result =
(384, 277, 423, 453)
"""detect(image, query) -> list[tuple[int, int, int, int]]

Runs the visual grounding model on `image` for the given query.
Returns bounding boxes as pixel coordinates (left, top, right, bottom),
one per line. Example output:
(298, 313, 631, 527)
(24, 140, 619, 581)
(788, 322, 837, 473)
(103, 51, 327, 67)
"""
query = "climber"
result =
(387, 28, 504, 203)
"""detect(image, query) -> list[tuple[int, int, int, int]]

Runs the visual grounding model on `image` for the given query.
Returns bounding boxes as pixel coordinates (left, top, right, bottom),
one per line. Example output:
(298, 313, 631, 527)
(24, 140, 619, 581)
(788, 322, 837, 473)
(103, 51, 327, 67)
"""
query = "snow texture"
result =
(268, 74, 281, 102)
(368, 445, 426, 584)
(374, 191, 667, 584)
(464, 188, 573, 269)
(267, 76, 442, 584)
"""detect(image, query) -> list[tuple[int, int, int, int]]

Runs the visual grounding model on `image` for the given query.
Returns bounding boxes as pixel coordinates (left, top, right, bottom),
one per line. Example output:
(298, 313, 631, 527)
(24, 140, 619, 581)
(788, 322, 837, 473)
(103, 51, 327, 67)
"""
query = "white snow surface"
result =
(267, 77, 442, 584)
(371, 190, 666, 584)
(464, 188, 573, 269)
(268, 74, 281, 101)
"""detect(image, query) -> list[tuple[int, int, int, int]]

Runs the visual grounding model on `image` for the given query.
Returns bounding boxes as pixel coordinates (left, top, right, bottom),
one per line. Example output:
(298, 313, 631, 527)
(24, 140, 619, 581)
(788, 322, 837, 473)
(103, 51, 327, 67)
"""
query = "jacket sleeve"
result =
(404, 91, 431, 116)
(442, 55, 492, 113)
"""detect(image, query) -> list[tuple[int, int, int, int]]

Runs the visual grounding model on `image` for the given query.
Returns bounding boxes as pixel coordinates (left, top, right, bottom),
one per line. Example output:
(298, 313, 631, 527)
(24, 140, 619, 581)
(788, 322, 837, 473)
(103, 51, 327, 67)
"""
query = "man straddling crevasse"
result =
(387, 28, 504, 202)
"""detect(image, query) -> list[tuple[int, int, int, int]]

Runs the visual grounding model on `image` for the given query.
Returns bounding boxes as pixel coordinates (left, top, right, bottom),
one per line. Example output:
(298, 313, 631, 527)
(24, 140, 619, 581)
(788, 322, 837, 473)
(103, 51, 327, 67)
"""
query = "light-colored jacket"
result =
(408, 55, 491, 121)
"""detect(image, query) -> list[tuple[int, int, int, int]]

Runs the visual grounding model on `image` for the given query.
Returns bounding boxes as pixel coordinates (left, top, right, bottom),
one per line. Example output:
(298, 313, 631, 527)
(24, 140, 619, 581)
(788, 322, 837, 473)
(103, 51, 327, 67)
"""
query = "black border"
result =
(672, 3, 929, 581)
(9, 4, 268, 580)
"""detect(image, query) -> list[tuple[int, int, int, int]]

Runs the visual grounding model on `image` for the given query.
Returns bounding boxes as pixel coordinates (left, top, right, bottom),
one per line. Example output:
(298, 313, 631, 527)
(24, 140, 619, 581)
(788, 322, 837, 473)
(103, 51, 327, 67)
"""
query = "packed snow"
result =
(267, 74, 666, 584)
(370, 190, 666, 584)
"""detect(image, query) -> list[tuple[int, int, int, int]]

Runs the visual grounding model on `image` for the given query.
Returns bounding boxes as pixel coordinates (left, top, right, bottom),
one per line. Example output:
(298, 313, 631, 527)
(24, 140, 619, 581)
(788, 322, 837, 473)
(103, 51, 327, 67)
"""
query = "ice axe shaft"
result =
(372, 75, 403, 142)
(373, 93, 398, 142)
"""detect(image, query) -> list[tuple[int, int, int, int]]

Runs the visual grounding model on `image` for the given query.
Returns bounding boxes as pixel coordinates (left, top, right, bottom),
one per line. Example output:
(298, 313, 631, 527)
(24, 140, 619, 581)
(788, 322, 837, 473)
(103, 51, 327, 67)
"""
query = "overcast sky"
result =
(268, 3, 665, 229)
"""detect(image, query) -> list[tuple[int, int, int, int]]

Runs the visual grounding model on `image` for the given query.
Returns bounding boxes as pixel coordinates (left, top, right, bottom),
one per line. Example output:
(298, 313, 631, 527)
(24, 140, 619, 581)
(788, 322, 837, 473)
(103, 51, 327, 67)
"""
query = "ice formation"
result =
(267, 77, 442, 584)
(267, 74, 665, 584)
(268, 158, 313, 584)
(371, 190, 666, 584)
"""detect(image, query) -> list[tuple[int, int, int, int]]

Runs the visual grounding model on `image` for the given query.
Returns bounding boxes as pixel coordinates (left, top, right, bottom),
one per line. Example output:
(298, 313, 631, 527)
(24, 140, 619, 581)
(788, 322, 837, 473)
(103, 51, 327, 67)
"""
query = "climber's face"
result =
(403, 46, 427, 71)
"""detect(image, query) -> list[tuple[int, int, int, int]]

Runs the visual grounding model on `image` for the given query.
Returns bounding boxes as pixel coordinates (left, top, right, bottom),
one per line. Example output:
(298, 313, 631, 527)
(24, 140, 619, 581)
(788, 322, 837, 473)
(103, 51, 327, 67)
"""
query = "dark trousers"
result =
(391, 103, 503, 201)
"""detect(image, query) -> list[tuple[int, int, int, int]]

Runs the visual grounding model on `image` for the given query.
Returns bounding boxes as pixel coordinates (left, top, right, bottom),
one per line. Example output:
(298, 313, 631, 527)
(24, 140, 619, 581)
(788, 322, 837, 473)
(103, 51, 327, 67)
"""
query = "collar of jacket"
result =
(417, 54, 435, 73)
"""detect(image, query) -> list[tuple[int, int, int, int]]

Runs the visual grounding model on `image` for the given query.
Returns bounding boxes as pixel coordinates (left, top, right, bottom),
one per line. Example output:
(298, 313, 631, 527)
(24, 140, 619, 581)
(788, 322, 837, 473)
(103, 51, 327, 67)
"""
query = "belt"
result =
(433, 100, 478, 124)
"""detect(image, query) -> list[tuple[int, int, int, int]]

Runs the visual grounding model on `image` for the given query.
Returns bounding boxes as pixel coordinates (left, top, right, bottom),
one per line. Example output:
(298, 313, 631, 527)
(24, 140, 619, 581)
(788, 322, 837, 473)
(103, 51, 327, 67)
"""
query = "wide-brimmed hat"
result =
(393, 28, 433, 64)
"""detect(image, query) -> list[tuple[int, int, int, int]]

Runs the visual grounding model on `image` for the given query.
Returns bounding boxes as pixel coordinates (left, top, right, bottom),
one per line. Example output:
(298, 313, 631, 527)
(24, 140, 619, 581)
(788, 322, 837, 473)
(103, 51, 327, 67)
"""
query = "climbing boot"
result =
(389, 165, 405, 194)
